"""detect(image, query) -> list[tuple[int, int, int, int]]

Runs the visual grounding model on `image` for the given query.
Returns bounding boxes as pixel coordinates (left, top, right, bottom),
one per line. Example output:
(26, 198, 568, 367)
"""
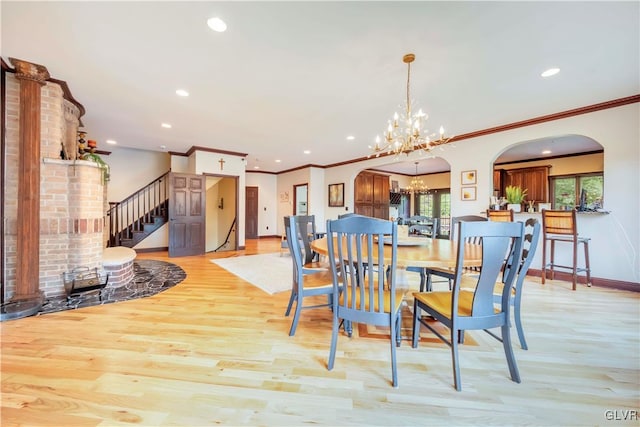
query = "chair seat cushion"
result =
(413, 290, 475, 317)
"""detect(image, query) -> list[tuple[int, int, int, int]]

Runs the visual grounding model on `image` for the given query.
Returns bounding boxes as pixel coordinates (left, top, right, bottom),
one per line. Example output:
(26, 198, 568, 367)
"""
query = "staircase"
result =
(107, 172, 169, 248)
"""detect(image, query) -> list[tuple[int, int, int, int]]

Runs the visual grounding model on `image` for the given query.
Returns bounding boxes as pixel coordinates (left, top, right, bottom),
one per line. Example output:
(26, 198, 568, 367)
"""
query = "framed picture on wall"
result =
(328, 183, 345, 207)
(462, 170, 477, 185)
(461, 186, 477, 201)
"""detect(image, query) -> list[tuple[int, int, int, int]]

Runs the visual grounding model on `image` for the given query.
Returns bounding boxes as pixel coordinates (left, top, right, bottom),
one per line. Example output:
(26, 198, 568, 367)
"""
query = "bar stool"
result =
(541, 209, 591, 290)
(486, 209, 514, 222)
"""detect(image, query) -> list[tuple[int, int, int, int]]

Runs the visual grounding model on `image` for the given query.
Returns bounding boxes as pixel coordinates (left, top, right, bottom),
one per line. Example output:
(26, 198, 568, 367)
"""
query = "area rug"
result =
(38, 260, 186, 315)
(210, 252, 292, 295)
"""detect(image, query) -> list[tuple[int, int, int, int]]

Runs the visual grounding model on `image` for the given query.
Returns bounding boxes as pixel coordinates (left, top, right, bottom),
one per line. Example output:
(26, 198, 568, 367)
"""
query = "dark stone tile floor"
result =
(38, 259, 186, 315)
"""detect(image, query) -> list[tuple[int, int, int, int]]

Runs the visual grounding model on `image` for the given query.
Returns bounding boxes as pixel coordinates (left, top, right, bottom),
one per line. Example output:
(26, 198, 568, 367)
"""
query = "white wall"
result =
(309, 167, 326, 231)
(322, 103, 640, 283)
(276, 168, 309, 235)
(119, 104, 639, 283)
(106, 146, 170, 203)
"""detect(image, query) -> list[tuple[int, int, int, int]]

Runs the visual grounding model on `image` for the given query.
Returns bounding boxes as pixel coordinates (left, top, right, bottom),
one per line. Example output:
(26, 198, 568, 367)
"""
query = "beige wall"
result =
(106, 147, 171, 203)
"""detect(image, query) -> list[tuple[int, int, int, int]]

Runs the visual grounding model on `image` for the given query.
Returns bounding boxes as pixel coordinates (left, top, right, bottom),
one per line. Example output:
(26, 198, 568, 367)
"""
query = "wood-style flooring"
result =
(2, 238, 639, 426)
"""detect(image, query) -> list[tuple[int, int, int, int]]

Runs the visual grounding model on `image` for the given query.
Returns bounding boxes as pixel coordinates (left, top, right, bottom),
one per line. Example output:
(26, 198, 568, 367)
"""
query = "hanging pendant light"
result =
(369, 53, 453, 158)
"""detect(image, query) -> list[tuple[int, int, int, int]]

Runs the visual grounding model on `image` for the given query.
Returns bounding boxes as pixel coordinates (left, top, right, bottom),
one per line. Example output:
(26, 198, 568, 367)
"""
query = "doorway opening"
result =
(293, 183, 308, 215)
(206, 175, 238, 252)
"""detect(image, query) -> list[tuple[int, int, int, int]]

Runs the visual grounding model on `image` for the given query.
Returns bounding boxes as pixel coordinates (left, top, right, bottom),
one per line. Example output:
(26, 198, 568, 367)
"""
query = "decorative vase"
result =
(507, 203, 522, 213)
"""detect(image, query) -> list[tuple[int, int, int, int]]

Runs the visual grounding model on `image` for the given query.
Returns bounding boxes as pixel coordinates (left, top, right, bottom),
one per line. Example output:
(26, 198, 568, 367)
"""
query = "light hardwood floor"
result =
(2, 238, 639, 426)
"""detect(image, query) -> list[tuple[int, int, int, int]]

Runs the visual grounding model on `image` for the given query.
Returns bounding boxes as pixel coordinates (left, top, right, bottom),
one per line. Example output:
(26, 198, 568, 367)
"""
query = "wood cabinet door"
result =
(355, 173, 374, 203)
(355, 204, 373, 217)
(506, 166, 549, 203)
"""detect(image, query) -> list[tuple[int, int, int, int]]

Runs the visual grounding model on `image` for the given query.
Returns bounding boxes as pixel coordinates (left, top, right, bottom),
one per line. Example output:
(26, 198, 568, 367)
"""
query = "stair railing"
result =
(107, 172, 169, 247)
(214, 217, 237, 252)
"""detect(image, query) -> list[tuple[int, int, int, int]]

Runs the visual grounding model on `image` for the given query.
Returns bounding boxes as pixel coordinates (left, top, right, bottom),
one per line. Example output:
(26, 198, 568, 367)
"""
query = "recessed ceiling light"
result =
(159, 145, 166, 150)
(161, 123, 172, 128)
(207, 17, 227, 32)
(105, 139, 117, 145)
(254, 165, 260, 169)
(346, 135, 355, 141)
(275, 159, 281, 163)
(303, 150, 311, 154)
(175, 89, 189, 97)
(542, 150, 552, 155)
(541, 68, 560, 78)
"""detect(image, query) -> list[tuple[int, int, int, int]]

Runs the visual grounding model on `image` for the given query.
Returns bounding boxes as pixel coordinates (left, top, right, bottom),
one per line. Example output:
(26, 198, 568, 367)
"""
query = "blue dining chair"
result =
(283, 216, 336, 336)
(412, 220, 524, 391)
(326, 215, 405, 387)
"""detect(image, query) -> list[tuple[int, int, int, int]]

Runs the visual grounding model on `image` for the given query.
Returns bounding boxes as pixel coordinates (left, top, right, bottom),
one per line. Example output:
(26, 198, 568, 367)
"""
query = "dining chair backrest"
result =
(487, 209, 514, 222)
(450, 215, 488, 244)
(326, 215, 398, 323)
(338, 212, 361, 219)
(502, 218, 541, 286)
(501, 217, 540, 350)
(286, 215, 318, 265)
(453, 221, 524, 319)
(284, 216, 305, 282)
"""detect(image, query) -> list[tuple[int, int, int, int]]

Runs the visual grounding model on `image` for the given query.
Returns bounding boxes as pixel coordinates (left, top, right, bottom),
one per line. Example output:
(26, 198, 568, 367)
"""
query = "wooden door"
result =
(168, 173, 205, 257)
(245, 186, 258, 239)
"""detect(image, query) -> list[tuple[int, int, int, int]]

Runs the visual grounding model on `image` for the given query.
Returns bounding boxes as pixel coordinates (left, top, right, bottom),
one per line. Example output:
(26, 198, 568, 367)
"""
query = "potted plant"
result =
(505, 185, 527, 213)
(81, 151, 110, 184)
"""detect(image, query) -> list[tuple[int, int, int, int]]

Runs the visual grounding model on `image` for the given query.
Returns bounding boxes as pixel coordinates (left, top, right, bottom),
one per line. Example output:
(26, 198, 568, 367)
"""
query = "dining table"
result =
(310, 235, 483, 270)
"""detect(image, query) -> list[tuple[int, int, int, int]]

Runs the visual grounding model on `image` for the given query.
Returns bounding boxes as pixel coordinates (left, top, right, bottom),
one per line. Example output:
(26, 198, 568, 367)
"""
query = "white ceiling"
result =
(2, 2, 638, 175)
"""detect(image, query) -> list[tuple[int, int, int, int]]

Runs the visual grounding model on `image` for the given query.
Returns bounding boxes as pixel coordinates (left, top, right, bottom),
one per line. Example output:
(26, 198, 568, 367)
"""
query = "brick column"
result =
(9, 58, 50, 300)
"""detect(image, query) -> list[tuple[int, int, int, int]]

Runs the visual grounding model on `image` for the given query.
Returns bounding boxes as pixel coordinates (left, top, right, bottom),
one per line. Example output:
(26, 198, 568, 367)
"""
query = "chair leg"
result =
(572, 240, 578, 291)
(513, 297, 527, 350)
(584, 241, 592, 287)
(419, 268, 427, 292)
(345, 320, 353, 337)
(501, 323, 521, 384)
(285, 291, 296, 316)
(412, 300, 421, 348)
(550, 240, 556, 281)
(543, 240, 548, 284)
(288, 296, 303, 336)
(395, 311, 402, 347)
(328, 313, 340, 371)
(451, 327, 462, 391)
(390, 312, 399, 387)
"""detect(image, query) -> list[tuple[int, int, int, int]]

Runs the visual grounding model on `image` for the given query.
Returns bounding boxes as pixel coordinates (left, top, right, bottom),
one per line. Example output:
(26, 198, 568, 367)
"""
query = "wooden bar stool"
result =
(486, 209, 514, 222)
(541, 209, 591, 290)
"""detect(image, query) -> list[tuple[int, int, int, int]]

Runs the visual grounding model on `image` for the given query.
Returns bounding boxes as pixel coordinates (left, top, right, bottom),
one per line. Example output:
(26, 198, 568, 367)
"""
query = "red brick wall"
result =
(4, 74, 107, 298)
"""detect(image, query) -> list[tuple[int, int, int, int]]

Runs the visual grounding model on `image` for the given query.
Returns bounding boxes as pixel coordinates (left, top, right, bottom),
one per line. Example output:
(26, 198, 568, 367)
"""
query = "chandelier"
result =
(369, 53, 452, 158)
(406, 162, 428, 194)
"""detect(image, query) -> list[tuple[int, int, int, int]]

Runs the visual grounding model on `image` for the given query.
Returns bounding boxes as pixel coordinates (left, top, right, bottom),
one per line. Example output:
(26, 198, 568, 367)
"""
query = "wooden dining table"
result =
(310, 236, 483, 270)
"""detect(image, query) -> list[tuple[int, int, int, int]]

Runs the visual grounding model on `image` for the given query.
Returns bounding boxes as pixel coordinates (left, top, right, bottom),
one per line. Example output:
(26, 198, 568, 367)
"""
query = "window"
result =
(415, 189, 451, 237)
(550, 173, 603, 210)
